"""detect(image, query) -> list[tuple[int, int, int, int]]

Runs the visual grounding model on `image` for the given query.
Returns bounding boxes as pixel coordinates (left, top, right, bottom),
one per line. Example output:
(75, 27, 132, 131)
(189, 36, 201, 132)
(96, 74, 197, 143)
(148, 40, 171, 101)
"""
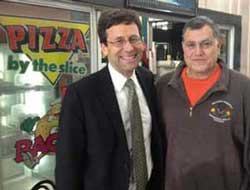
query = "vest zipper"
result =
(189, 107, 193, 117)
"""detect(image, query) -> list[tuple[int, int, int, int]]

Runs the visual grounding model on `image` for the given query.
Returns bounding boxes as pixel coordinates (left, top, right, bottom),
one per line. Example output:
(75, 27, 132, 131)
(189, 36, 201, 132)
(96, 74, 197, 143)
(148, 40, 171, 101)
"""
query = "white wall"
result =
(199, 0, 250, 77)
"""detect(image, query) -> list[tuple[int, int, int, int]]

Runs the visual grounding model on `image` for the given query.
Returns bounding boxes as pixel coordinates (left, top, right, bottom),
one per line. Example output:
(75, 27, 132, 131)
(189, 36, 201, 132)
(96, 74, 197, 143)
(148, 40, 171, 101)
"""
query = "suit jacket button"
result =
(124, 163, 129, 171)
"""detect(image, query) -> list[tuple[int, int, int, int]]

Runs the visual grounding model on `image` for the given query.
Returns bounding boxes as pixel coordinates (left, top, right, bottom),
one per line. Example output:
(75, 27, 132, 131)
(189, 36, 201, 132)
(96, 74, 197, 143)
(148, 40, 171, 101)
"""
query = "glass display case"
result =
(0, 1, 95, 189)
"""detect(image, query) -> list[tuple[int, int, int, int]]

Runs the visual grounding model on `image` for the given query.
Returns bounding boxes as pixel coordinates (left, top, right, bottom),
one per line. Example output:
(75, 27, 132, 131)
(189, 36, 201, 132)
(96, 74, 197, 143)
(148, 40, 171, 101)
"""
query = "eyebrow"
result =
(109, 35, 140, 40)
(184, 38, 214, 43)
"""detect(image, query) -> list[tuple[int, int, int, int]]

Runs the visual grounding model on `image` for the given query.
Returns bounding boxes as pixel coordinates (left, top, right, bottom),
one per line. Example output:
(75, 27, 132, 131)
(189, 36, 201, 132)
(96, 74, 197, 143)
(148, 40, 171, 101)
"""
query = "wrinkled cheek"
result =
(183, 54, 192, 63)
(137, 43, 146, 52)
(183, 50, 193, 58)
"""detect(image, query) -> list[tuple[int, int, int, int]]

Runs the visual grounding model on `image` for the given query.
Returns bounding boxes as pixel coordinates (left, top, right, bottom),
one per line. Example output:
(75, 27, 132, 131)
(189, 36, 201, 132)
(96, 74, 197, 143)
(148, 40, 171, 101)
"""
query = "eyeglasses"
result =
(107, 36, 143, 48)
(183, 39, 215, 51)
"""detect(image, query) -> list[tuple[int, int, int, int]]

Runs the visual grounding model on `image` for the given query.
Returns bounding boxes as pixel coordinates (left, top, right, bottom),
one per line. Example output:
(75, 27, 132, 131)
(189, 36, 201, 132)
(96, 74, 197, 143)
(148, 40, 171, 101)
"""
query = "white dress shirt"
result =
(108, 64, 153, 188)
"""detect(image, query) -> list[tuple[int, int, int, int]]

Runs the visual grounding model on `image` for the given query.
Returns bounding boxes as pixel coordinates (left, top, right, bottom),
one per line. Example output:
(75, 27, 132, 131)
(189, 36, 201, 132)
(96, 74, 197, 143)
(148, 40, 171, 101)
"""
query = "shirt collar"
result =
(108, 63, 140, 92)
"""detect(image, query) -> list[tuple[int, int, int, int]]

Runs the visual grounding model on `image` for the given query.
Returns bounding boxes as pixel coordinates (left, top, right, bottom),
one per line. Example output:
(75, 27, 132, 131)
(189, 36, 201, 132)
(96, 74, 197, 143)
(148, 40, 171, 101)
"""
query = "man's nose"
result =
(194, 44, 203, 55)
(123, 40, 135, 50)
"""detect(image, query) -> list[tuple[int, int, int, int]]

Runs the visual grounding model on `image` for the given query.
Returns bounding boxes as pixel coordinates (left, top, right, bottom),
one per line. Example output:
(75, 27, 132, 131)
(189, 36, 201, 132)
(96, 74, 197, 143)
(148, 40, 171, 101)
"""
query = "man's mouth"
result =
(120, 54, 138, 61)
(192, 58, 206, 61)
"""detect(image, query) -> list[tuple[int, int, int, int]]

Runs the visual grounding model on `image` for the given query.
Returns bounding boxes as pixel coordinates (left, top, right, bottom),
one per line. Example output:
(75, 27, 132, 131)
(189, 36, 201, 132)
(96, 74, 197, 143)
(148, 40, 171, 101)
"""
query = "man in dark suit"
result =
(55, 9, 164, 190)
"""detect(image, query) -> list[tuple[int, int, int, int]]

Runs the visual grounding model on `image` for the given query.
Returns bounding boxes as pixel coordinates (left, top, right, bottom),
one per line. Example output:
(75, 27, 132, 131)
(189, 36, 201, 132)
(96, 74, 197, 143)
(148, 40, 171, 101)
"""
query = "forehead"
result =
(183, 25, 214, 41)
(106, 23, 140, 38)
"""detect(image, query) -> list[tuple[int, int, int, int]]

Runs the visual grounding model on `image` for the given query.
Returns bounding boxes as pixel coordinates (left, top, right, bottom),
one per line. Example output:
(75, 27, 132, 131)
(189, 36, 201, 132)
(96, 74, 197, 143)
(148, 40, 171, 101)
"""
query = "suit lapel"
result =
(96, 67, 130, 157)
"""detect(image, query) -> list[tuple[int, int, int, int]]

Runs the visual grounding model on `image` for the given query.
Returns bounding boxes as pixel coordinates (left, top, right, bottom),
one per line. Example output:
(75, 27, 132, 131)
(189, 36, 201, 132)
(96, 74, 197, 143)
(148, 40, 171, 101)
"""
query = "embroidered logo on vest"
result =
(209, 100, 233, 123)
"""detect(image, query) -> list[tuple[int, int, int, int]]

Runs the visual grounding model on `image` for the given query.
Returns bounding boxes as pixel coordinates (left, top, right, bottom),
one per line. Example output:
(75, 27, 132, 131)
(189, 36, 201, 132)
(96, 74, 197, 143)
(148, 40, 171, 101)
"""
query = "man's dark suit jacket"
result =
(55, 66, 164, 190)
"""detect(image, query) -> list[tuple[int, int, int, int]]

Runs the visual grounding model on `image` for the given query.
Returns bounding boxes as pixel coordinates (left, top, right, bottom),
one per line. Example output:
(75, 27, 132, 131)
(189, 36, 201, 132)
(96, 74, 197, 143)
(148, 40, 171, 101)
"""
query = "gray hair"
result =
(182, 16, 221, 40)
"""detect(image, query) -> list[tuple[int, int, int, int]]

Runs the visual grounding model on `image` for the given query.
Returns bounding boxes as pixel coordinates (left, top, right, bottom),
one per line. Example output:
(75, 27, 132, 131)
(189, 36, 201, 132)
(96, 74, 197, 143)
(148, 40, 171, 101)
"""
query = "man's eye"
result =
(114, 39, 124, 44)
(186, 43, 196, 49)
(130, 37, 141, 44)
(202, 41, 212, 48)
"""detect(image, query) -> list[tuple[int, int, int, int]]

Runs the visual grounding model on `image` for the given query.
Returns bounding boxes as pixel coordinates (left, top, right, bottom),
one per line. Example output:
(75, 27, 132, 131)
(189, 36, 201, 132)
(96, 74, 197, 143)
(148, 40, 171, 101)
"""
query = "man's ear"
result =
(101, 43, 108, 58)
(182, 41, 185, 50)
(217, 37, 224, 49)
(215, 38, 222, 57)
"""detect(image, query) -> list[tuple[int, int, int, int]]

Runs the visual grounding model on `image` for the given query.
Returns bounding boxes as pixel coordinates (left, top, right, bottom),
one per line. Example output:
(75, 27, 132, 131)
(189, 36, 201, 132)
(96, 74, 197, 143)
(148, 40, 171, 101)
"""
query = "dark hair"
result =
(97, 8, 142, 44)
(182, 16, 221, 40)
